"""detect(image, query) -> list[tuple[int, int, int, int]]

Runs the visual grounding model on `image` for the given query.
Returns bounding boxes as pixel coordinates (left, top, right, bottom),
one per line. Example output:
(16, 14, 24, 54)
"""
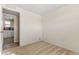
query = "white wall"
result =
(43, 5, 79, 52)
(20, 10, 42, 46)
(2, 5, 42, 46)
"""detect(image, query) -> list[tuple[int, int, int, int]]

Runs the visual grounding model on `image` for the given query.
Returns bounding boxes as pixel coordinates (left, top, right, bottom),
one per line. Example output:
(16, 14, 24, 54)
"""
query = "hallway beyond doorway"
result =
(3, 37, 19, 50)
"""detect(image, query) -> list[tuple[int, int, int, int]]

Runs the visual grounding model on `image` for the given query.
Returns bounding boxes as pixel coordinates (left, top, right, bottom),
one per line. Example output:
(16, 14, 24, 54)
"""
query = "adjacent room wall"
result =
(3, 14, 14, 38)
(43, 5, 79, 52)
(2, 5, 42, 46)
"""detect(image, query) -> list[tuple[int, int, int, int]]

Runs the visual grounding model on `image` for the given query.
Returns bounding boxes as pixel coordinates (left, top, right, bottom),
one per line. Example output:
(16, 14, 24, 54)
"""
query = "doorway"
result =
(2, 9, 20, 50)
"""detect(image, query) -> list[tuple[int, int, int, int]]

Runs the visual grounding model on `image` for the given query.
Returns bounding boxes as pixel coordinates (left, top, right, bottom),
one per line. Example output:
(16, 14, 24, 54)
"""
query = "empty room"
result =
(0, 4, 79, 55)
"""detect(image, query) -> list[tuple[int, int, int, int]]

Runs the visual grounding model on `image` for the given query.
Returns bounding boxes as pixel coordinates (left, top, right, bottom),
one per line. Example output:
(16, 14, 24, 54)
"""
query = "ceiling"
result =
(12, 4, 65, 15)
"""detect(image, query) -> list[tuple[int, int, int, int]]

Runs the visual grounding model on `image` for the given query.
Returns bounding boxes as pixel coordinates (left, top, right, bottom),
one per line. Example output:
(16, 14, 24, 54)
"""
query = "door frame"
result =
(2, 8, 20, 50)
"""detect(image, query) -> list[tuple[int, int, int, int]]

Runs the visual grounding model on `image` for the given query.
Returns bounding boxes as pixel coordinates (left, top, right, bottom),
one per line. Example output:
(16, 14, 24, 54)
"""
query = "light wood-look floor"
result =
(2, 41, 77, 55)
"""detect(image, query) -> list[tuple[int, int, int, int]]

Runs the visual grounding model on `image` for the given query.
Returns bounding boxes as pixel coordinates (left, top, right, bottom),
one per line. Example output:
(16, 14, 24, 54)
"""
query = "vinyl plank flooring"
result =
(2, 41, 77, 55)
